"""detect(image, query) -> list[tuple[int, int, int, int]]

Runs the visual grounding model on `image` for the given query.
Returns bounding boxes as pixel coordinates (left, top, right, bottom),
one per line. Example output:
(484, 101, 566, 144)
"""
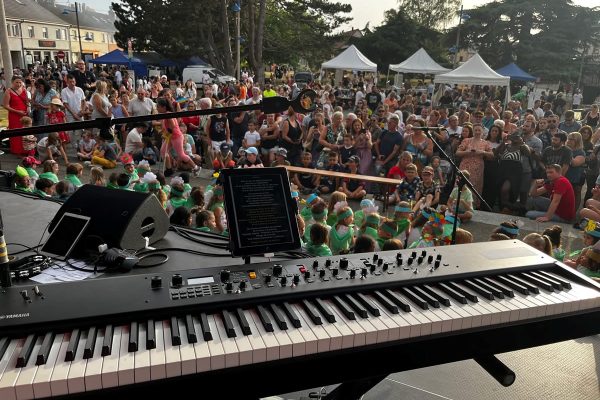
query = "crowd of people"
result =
(2, 61, 600, 281)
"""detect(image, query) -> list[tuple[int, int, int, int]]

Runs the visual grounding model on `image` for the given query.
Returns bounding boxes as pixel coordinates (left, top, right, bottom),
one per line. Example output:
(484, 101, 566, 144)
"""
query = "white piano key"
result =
(534, 290, 564, 315)
(178, 318, 197, 375)
(277, 311, 306, 357)
(206, 314, 227, 370)
(494, 296, 522, 323)
(164, 320, 182, 378)
(400, 300, 433, 336)
(445, 300, 473, 330)
(149, 320, 166, 381)
(0, 338, 24, 400)
(369, 296, 410, 340)
(213, 313, 239, 368)
(83, 328, 104, 392)
(101, 325, 122, 389)
(551, 289, 578, 313)
(286, 306, 319, 355)
(478, 297, 511, 325)
(0, 339, 19, 381)
(519, 291, 548, 318)
(353, 313, 379, 345)
(452, 283, 497, 326)
(292, 304, 331, 353)
(117, 325, 135, 387)
(133, 323, 150, 383)
(228, 314, 253, 365)
(567, 282, 600, 309)
(14, 336, 43, 400)
(264, 313, 294, 359)
(241, 309, 267, 364)
(362, 294, 401, 342)
(33, 333, 65, 399)
(66, 329, 88, 394)
(49, 333, 71, 396)
(248, 309, 283, 361)
(326, 299, 366, 347)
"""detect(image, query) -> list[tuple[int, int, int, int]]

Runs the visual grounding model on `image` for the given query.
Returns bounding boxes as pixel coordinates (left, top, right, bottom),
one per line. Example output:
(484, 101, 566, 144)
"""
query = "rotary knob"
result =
(319, 269, 326, 278)
(273, 264, 283, 276)
(361, 267, 368, 277)
(428, 255, 434, 264)
(377, 258, 383, 266)
(370, 264, 376, 272)
(293, 274, 300, 284)
(280, 276, 287, 286)
(171, 274, 183, 287)
(325, 259, 332, 267)
(264, 274, 272, 283)
(373, 254, 379, 262)
(312, 260, 319, 269)
(219, 269, 231, 282)
(304, 270, 311, 279)
(151, 276, 162, 289)
(225, 281, 234, 291)
(331, 267, 339, 276)
(239, 280, 247, 290)
(350, 269, 357, 278)
(339, 258, 349, 269)
(382, 263, 389, 271)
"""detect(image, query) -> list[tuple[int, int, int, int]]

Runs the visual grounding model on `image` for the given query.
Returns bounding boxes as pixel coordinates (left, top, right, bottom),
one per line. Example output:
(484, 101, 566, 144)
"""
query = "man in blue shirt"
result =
(374, 114, 403, 175)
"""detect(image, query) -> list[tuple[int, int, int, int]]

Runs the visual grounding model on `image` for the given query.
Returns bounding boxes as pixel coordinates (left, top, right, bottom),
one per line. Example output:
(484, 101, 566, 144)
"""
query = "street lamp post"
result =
(232, 1, 241, 81)
(63, 2, 83, 60)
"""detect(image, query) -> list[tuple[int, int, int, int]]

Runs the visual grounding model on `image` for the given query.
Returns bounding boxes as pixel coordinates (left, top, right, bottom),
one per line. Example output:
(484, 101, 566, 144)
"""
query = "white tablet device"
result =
(40, 212, 91, 260)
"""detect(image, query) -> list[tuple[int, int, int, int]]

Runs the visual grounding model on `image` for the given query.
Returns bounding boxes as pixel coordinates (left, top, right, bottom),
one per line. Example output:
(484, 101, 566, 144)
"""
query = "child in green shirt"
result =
(306, 223, 332, 257)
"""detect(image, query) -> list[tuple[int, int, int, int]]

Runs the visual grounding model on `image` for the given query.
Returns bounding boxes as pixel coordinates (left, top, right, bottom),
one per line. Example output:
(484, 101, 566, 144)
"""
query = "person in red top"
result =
(46, 98, 69, 143)
(2, 75, 29, 155)
(385, 151, 413, 194)
(527, 164, 575, 223)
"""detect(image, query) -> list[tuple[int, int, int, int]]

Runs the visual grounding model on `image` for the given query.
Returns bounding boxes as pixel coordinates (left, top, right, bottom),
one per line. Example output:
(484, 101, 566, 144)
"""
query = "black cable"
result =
(0, 187, 64, 204)
(169, 226, 229, 249)
(136, 253, 169, 268)
(6, 243, 42, 256)
(136, 247, 232, 258)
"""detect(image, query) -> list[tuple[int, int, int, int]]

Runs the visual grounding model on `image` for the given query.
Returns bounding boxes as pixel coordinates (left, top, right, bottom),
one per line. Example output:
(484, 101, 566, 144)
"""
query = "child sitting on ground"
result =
(107, 172, 119, 189)
(340, 155, 366, 200)
(293, 152, 319, 195)
(445, 170, 474, 222)
(413, 166, 440, 211)
(306, 223, 333, 257)
(360, 213, 380, 243)
(21, 156, 40, 188)
(354, 199, 374, 230)
(65, 163, 83, 188)
(77, 130, 96, 161)
(304, 200, 329, 243)
(326, 191, 346, 227)
(393, 201, 412, 242)
(318, 152, 342, 195)
(300, 193, 322, 222)
(21, 116, 37, 157)
(523, 233, 553, 256)
(196, 210, 217, 232)
(353, 235, 376, 253)
(116, 173, 131, 190)
(377, 218, 398, 250)
(388, 163, 421, 205)
(166, 176, 188, 216)
(329, 202, 354, 255)
(543, 225, 565, 261)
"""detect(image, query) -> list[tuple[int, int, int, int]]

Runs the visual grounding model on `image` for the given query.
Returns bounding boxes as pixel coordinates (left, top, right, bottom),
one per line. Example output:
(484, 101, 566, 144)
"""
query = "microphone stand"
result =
(421, 127, 492, 244)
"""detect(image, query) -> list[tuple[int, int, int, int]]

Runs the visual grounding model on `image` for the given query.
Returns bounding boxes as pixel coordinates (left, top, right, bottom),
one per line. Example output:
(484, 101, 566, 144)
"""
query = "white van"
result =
(183, 66, 235, 85)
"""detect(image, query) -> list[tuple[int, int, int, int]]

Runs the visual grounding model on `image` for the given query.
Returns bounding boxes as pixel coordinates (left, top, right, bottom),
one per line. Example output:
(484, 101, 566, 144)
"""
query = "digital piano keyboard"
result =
(0, 241, 599, 399)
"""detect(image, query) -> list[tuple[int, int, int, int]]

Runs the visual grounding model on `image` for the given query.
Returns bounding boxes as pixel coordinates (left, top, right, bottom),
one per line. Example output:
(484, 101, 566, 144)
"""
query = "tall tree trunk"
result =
(220, 0, 234, 75)
(255, 0, 266, 85)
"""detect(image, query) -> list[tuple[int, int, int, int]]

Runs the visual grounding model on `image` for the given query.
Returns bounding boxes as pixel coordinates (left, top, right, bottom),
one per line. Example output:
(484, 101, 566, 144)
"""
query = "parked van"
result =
(183, 66, 235, 85)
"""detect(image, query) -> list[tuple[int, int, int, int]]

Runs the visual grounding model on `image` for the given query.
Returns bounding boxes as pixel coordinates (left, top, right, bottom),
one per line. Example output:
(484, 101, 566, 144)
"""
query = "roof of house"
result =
(4, 0, 68, 25)
(38, 0, 116, 32)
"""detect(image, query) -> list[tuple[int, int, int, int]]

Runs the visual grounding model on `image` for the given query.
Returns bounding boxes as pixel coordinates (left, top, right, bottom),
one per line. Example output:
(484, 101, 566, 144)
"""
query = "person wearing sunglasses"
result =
(537, 113, 566, 150)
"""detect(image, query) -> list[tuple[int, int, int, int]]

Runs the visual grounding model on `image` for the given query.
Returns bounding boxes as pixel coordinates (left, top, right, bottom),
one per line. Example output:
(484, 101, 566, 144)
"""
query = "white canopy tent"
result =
(321, 45, 377, 72)
(389, 48, 450, 75)
(434, 53, 510, 86)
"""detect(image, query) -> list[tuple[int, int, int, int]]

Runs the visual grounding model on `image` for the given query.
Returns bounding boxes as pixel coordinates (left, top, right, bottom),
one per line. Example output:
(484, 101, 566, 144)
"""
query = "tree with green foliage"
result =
(352, 9, 449, 72)
(397, 0, 461, 29)
(112, 0, 352, 83)
(447, 0, 600, 82)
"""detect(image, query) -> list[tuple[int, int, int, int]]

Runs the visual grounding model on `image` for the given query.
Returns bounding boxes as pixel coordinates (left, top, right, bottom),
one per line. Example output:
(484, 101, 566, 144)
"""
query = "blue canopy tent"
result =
(90, 49, 147, 80)
(495, 63, 537, 82)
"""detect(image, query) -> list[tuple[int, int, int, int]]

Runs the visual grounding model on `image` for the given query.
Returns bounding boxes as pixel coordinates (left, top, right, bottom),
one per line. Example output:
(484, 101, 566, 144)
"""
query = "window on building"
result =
(5, 25, 9, 37)
(11, 24, 19, 37)
(71, 29, 76, 39)
(88, 32, 94, 41)
(56, 29, 61, 39)
(62, 29, 67, 40)
(28, 26, 34, 38)
(102, 33, 106, 43)
(42, 27, 48, 39)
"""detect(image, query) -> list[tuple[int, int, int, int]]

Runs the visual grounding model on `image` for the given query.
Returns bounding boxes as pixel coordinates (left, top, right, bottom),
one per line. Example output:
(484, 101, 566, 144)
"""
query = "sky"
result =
(88, 0, 596, 29)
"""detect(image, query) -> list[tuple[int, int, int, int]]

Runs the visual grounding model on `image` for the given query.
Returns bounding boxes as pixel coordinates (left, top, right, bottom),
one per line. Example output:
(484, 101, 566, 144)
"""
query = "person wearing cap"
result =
(212, 142, 236, 171)
(271, 148, 290, 167)
(125, 122, 148, 159)
(46, 97, 69, 144)
(242, 147, 263, 168)
(22, 156, 40, 187)
(14, 166, 32, 192)
(160, 74, 170, 89)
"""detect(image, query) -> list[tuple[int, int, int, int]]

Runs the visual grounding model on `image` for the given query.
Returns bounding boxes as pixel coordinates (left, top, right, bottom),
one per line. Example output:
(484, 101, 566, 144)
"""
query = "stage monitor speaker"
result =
(48, 185, 169, 252)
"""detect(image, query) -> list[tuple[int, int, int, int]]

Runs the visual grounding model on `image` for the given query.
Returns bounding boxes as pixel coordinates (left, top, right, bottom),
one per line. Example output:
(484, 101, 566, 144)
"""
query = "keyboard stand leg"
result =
(321, 374, 387, 400)
(474, 355, 516, 387)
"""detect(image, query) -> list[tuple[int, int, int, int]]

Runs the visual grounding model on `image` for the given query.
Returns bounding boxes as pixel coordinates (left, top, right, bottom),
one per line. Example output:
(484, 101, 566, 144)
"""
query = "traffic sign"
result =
(57, 50, 65, 59)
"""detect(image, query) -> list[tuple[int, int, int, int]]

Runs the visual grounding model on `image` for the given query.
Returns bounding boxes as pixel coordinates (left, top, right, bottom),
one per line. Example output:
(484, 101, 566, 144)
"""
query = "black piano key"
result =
(185, 315, 198, 343)
(445, 281, 478, 302)
(496, 275, 529, 295)
(411, 287, 440, 308)
(199, 313, 212, 341)
(354, 293, 381, 316)
(36, 332, 55, 365)
(66, 329, 81, 361)
(222, 310, 237, 337)
(506, 274, 539, 294)
(530, 271, 562, 291)
(473, 278, 504, 299)
(170, 316, 181, 345)
(0, 337, 10, 361)
(256, 305, 274, 332)
(482, 277, 514, 297)
(269, 304, 288, 330)
(520, 272, 554, 292)
(101, 325, 114, 356)
(281, 302, 302, 328)
(436, 283, 468, 304)
(332, 295, 356, 320)
(302, 300, 323, 325)
(463, 279, 494, 300)
(83, 326, 98, 359)
(17, 334, 37, 367)
(234, 308, 252, 335)
(342, 294, 368, 318)
(313, 298, 336, 323)
(128, 322, 139, 352)
(420, 285, 451, 306)
(372, 291, 399, 314)
(383, 289, 411, 312)
(146, 320, 156, 350)
(400, 287, 429, 309)
(538, 270, 571, 289)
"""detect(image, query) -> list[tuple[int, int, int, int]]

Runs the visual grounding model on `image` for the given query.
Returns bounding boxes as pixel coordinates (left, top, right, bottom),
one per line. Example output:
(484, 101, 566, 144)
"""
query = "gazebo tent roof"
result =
(495, 63, 537, 82)
(434, 53, 510, 86)
(389, 48, 450, 74)
(321, 45, 377, 72)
